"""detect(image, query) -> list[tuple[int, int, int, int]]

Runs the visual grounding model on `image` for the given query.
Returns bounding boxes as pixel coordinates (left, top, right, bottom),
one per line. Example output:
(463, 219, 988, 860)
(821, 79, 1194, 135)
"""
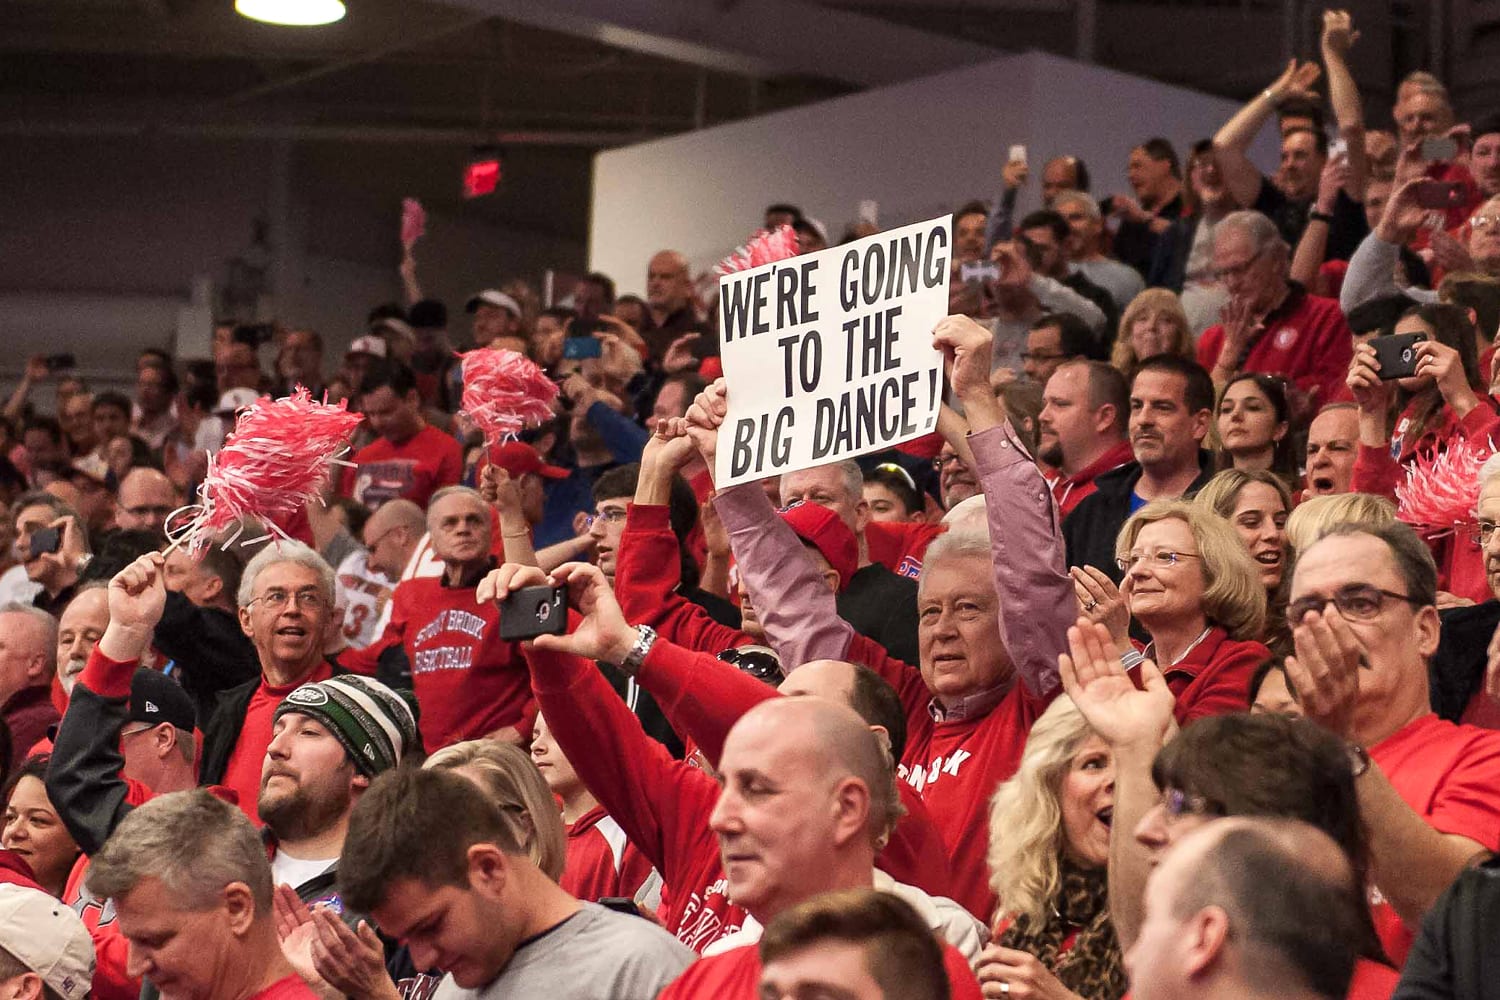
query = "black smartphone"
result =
(28, 527, 60, 559)
(562, 337, 602, 360)
(598, 897, 644, 918)
(1372, 331, 1427, 380)
(1414, 180, 1465, 210)
(497, 585, 567, 641)
(43, 353, 76, 372)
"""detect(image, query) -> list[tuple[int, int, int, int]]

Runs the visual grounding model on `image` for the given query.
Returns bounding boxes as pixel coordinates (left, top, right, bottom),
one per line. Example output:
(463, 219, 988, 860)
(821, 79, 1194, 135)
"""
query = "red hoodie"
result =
(561, 805, 655, 904)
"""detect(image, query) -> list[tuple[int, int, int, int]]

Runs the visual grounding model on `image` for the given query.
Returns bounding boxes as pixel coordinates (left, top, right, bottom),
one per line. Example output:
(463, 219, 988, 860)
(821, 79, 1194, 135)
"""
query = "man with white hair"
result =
(54, 585, 109, 697)
(1196, 210, 1354, 409)
(1053, 191, 1145, 312)
(0, 603, 59, 774)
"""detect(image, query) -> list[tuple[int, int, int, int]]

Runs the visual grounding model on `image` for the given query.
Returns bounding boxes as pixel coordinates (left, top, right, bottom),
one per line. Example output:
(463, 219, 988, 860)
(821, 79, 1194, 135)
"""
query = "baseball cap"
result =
(0, 884, 95, 1000)
(129, 669, 197, 732)
(372, 317, 415, 344)
(465, 290, 522, 318)
(345, 335, 388, 359)
(488, 441, 569, 480)
(778, 501, 858, 592)
(69, 454, 111, 487)
(214, 388, 261, 415)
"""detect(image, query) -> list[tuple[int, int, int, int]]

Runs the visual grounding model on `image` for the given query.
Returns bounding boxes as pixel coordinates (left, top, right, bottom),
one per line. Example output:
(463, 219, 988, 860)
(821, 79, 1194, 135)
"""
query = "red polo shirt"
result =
(1197, 287, 1353, 411)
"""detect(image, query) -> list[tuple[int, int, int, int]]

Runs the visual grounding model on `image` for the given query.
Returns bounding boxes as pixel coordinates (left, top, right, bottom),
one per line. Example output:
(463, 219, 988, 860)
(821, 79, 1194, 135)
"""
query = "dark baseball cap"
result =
(129, 669, 196, 732)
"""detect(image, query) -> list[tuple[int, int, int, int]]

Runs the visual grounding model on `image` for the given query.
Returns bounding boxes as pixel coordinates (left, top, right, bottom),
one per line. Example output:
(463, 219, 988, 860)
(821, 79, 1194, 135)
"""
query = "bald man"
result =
(360, 499, 425, 581)
(1128, 818, 1364, 1000)
(643, 250, 701, 360)
(484, 562, 983, 998)
(336, 498, 425, 650)
(56, 585, 110, 695)
(115, 468, 180, 532)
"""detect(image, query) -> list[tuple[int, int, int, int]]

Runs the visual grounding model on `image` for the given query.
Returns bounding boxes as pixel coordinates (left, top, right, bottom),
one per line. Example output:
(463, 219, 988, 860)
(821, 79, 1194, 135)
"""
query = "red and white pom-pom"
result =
(171, 387, 364, 555)
(715, 224, 800, 275)
(401, 198, 426, 249)
(1396, 436, 1493, 532)
(459, 348, 559, 446)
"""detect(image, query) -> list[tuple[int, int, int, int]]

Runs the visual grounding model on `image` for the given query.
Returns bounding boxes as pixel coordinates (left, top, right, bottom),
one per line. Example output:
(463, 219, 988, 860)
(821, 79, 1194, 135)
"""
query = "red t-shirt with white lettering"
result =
(1368, 713, 1500, 965)
(1196, 288, 1353, 411)
(341, 424, 462, 511)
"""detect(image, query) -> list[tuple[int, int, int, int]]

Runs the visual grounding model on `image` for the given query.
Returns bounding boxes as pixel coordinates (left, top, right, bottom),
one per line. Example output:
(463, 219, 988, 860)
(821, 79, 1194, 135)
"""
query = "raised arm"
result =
(1321, 10, 1370, 199)
(635, 640, 780, 766)
(478, 465, 539, 567)
(1214, 60, 1322, 208)
(933, 315, 1072, 698)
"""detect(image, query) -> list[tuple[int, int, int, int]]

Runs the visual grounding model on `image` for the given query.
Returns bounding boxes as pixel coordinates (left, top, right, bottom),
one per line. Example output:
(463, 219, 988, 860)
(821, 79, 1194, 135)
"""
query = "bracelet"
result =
(1309, 210, 1335, 224)
(619, 624, 657, 676)
(501, 531, 531, 540)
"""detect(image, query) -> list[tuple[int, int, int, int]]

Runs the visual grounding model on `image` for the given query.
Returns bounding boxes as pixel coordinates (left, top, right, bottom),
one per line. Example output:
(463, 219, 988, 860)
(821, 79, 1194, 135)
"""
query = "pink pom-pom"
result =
(401, 198, 426, 248)
(172, 387, 363, 555)
(1396, 435, 1493, 532)
(459, 348, 559, 446)
(715, 224, 800, 276)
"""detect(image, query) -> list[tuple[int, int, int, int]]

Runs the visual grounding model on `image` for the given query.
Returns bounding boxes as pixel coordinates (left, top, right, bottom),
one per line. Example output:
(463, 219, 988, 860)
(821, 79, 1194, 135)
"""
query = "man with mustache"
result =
(55, 585, 109, 697)
(1062, 355, 1215, 580)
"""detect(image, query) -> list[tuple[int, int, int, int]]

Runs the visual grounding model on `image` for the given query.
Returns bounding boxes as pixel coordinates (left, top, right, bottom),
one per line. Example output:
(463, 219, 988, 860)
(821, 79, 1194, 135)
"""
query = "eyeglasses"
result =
(1161, 788, 1217, 820)
(1212, 250, 1265, 282)
(1285, 584, 1419, 627)
(1470, 215, 1500, 233)
(1116, 550, 1202, 572)
(932, 453, 966, 472)
(1473, 520, 1500, 545)
(250, 588, 327, 612)
(584, 508, 628, 530)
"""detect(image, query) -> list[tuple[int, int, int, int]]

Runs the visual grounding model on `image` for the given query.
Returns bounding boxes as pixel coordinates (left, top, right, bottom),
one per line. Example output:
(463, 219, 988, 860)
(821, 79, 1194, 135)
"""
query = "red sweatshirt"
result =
(561, 805, 655, 904)
(354, 573, 532, 751)
(526, 644, 746, 952)
(1139, 627, 1268, 724)
(1196, 287, 1353, 411)
(714, 424, 1074, 920)
(659, 938, 982, 1000)
(1367, 713, 1500, 966)
(1353, 398, 1500, 602)
(636, 635, 954, 900)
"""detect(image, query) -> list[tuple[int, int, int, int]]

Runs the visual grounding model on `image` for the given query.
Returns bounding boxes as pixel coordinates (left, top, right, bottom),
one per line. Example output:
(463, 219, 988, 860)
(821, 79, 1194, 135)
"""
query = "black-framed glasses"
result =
(1116, 550, 1202, 572)
(1211, 249, 1265, 282)
(932, 453, 965, 472)
(718, 646, 784, 685)
(1286, 584, 1420, 627)
(584, 508, 628, 530)
(1472, 520, 1499, 546)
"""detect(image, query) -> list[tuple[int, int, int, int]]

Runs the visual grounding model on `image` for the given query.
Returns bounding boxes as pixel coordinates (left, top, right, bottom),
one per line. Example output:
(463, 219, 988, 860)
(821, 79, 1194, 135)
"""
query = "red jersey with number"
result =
(1367, 713, 1500, 965)
(341, 424, 462, 511)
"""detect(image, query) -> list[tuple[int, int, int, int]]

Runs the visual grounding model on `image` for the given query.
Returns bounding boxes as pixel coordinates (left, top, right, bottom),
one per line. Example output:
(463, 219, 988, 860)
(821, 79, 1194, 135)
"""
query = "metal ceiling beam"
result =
(433, 0, 999, 86)
(0, 119, 637, 145)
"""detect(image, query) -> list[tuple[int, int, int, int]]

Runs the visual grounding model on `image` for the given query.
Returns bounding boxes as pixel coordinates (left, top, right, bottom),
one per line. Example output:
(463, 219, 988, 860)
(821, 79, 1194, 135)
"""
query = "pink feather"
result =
(459, 348, 559, 446)
(1396, 436, 1493, 532)
(401, 198, 426, 248)
(173, 387, 363, 555)
(715, 224, 800, 275)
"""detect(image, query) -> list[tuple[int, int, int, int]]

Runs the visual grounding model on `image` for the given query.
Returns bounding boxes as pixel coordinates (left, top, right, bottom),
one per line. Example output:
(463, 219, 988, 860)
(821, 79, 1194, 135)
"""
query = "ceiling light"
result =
(235, 0, 346, 26)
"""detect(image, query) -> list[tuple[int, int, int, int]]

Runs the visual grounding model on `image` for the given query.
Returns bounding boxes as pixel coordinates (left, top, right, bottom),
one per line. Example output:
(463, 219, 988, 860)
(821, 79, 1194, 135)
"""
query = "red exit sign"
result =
(463, 157, 501, 199)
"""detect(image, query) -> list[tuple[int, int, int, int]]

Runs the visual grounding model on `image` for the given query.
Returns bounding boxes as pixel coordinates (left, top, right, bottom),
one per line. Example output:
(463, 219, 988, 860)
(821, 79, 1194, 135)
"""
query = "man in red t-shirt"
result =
(343, 357, 462, 512)
(86, 789, 322, 1000)
(1284, 520, 1500, 966)
(1197, 211, 1354, 413)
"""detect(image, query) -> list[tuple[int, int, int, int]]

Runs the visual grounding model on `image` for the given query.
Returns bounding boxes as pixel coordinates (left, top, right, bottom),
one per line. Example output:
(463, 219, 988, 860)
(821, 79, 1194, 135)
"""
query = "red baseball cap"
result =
(489, 441, 570, 480)
(778, 501, 858, 592)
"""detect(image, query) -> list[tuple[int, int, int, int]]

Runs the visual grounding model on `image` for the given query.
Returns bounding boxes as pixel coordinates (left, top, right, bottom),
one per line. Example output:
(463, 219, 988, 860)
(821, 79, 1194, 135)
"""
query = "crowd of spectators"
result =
(7, 9, 1500, 1000)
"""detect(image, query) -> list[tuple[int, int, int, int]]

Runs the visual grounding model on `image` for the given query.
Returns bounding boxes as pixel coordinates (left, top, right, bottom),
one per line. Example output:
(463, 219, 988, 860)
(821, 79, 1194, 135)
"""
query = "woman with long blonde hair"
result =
(978, 698, 1123, 1000)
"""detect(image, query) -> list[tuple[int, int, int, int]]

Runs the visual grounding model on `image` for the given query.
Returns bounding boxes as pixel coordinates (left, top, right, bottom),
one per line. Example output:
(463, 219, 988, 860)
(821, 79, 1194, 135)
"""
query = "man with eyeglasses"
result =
(1020, 312, 1097, 388)
(1343, 191, 1500, 320)
(1196, 210, 1354, 410)
(112, 469, 180, 533)
(1281, 519, 1500, 966)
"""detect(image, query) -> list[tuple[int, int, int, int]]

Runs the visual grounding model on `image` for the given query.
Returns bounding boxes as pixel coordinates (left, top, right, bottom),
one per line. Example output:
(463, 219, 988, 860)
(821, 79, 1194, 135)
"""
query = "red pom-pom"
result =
(401, 198, 426, 248)
(459, 348, 559, 446)
(1397, 435, 1493, 533)
(171, 387, 363, 555)
(715, 224, 800, 275)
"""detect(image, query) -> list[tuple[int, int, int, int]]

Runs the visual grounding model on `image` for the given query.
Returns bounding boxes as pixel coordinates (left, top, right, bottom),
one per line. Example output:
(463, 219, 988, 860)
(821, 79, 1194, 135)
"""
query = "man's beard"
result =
(259, 774, 353, 842)
(1038, 440, 1064, 468)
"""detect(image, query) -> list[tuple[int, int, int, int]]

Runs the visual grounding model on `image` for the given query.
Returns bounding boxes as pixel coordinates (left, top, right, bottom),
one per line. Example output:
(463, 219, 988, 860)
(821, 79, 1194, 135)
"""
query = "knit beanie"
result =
(275, 676, 420, 777)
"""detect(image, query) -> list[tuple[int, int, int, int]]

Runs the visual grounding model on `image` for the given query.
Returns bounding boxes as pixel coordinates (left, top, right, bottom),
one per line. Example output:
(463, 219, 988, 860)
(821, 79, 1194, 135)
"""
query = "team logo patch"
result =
(286, 686, 329, 707)
(1275, 327, 1299, 350)
(895, 555, 922, 579)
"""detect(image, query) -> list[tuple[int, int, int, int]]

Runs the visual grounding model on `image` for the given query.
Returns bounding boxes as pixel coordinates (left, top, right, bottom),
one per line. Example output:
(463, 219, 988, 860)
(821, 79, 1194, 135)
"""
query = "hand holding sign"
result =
(714, 216, 952, 487)
(686, 378, 729, 470)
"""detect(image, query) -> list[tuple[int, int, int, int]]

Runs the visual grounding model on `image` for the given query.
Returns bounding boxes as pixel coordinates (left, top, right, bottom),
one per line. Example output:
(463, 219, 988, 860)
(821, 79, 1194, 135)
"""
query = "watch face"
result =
(1347, 743, 1370, 777)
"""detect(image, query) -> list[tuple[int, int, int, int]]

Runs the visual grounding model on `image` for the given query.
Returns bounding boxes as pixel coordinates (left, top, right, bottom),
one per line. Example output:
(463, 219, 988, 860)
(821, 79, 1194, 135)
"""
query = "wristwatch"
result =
(1346, 742, 1370, 778)
(619, 624, 658, 676)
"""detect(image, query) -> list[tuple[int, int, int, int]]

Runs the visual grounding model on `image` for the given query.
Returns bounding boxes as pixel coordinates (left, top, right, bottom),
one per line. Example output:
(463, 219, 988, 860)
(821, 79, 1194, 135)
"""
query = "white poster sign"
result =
(714, 216, 952, 487)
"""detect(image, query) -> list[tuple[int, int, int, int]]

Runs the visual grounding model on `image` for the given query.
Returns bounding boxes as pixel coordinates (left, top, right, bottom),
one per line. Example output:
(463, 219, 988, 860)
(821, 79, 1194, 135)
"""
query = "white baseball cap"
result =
(0, 884, 95, 1000)
(345, 335, 389, 359)
(214, 387, 261, 415)
(464, 289, 521, 318)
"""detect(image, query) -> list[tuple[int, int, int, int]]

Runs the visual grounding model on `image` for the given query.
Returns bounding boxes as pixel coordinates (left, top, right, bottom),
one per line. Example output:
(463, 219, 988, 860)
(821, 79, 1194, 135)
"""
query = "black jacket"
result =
(1430, 601, 1500, 723)
(1395, 855, 1500, 1000)
(154, 591, 260, 730)
(1061, 452, 1215, 581)
(840, 563, 920, 666)
(198, 657, 350, 788)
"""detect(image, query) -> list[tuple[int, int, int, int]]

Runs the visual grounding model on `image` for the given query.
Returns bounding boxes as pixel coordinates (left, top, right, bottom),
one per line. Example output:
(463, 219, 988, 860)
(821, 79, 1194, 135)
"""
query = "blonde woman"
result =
(978, 698, 1123, 1000)
(1075, 500, 1268, 723)
(1284, 493, 1396, 555)
(1195, 469, 1294, 652)
(1110, 289, 1195, 377)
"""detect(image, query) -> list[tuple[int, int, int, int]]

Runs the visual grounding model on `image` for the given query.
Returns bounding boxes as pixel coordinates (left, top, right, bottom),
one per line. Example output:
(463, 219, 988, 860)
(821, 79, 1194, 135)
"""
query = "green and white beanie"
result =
(275, 675, 421, 777)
